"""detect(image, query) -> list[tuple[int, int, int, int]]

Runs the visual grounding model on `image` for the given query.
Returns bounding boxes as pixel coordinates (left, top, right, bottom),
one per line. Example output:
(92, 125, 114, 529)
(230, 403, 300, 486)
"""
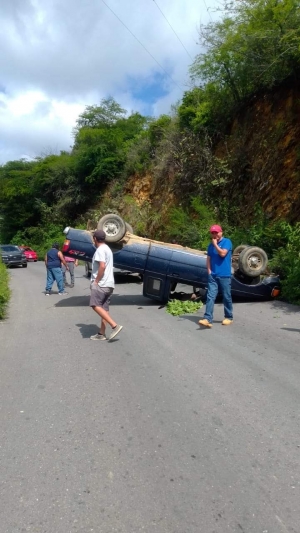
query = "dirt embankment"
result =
(215, 77, 300, 222)
(123, 78, 300, 226)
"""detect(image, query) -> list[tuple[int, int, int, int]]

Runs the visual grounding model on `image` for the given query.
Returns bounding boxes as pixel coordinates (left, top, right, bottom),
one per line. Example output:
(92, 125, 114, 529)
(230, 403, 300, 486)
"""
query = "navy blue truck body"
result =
(62, 228, 280, 303)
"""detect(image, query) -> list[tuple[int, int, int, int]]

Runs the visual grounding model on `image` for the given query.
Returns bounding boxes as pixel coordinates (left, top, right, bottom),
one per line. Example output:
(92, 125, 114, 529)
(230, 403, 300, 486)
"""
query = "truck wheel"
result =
(97, 214, 126, 243)
(233, 245, 249, 256)
(125, 222, 134, 234)
(238, 246, 268, 277)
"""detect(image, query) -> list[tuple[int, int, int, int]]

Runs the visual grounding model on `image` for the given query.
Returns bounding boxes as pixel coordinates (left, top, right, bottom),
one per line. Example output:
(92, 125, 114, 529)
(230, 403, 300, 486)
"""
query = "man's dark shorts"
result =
(89, 284, 113, 311)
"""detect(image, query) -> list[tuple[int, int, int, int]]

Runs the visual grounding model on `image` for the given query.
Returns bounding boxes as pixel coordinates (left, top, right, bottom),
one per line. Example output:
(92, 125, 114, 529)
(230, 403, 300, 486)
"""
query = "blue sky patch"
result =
(128, 72, 169, 111)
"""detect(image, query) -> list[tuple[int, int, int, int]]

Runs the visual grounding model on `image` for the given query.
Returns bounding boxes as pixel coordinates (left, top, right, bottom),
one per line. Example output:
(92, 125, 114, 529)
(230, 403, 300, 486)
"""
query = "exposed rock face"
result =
(125, 174, 152, 205)
(215, 77, 300, 222)
(124, 78, 300, 225)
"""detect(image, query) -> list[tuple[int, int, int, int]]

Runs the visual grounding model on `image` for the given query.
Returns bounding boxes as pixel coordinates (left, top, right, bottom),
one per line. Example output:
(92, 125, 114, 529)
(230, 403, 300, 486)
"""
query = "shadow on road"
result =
(55, 295, 90, 307)
(76, 323, 99, 338)
(55, 293, 160, 308)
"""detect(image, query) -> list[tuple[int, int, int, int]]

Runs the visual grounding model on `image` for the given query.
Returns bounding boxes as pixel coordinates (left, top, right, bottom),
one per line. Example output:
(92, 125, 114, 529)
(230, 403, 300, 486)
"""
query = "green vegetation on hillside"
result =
(0, 0, 299, 304)
(0, 261, 10, 319)
(184, 0, 300, 132)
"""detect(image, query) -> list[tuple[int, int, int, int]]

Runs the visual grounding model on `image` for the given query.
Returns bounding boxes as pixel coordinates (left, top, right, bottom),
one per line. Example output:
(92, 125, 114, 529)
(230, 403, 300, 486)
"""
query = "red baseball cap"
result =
(210, 224, 222, 233)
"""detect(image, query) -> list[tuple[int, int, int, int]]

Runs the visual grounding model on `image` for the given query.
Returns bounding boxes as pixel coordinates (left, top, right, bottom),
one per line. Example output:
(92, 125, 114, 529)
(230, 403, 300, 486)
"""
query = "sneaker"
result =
(222, 318, 233, 326)
(90, 333, 107, 341)
(45, 291, 50, 296)
(108, 325, 123, 341)
(198, 318, 212, 328)
(70, 284, 74, 288)
(58, 291, 68, 295)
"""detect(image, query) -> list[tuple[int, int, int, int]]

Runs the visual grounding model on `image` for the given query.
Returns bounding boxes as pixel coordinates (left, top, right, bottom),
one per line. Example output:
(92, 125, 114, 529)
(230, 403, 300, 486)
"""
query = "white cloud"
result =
(0, 90, 85, 160)
(0, 0, 219, 163)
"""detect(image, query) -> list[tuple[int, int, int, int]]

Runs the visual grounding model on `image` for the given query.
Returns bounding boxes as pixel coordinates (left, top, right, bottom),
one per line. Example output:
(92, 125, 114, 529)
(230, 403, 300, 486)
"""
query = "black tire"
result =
(233, 245, 249, 256)
(125, 222, 134, 234)
(238, 246, 268, 277)
(97, 214, 126, 243)
(85, 262, 91, 278)
(23, 263, 28, 268)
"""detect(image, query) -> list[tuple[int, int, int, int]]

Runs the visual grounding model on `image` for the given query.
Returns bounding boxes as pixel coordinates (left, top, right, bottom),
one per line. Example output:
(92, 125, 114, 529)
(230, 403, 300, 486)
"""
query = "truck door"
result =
(142, 244, 172, 302)
(167, 249, 207, 288)
(112, 240, 150, 274)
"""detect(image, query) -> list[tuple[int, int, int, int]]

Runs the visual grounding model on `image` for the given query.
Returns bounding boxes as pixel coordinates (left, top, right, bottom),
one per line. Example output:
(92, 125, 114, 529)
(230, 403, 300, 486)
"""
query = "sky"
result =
(0, 0, 219, 164)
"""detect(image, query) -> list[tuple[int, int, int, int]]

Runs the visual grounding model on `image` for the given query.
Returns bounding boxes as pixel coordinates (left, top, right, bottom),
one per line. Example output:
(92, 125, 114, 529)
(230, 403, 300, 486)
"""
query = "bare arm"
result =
(58, 251, 68, 268)
(44, 254, 47, 266)
(94, 261, 106, 284)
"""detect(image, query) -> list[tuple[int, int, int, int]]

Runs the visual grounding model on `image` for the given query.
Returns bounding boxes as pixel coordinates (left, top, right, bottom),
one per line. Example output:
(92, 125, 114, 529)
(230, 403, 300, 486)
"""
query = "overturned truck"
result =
(62, 213, 280, 303)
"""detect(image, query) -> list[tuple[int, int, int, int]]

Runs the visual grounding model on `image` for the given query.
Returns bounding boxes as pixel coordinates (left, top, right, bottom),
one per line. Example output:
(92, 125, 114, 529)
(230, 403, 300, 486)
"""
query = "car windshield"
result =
(23, 247, 32, 251)
(0, 245, 20, 252)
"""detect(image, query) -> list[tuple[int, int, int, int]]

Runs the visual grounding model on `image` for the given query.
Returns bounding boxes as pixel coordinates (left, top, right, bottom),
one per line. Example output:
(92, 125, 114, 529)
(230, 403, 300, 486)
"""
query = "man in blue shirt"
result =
(44, 242, 69, 295)
(199, 225, 233, 328)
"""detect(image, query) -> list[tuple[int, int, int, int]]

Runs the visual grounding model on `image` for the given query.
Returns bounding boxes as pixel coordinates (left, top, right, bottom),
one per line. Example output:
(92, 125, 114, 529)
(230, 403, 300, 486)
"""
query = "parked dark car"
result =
(0, 245, 27, 268)
(62, 214, 280, 303)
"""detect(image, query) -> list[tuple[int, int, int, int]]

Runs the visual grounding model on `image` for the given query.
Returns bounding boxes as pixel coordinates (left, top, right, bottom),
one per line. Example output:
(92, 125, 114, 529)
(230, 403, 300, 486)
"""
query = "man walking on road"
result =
(45, 242, 69, 295)
(199, 224, 233, 328)
(89, 229, 123, 342)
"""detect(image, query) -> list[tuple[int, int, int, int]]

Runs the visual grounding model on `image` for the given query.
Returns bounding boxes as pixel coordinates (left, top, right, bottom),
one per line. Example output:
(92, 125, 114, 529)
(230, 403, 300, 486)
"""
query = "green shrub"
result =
(269, 224, 300, 304)
(228, 209, 296, 257)
(0, 261, 10, 319)
(11, 223, 66, 260)
(165, 197, 215, 249)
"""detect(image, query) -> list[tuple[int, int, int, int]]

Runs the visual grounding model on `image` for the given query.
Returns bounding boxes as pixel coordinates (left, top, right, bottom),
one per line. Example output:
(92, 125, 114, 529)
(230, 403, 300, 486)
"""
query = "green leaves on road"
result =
(166, 299, 203, 316)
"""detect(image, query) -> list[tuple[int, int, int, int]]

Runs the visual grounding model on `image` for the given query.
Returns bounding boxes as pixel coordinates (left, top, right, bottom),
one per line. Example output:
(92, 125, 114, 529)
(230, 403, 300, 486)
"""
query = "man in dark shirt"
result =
(199, 225, 233, 328)
(44, 242, 69, 295)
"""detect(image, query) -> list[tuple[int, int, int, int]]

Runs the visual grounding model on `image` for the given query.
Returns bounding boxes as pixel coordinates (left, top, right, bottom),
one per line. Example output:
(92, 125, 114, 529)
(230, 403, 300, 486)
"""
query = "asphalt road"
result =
(1, 262, 300, 533)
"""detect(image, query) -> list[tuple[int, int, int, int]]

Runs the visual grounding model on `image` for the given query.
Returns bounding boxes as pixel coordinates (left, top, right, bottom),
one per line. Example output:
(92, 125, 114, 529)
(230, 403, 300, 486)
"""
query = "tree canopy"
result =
(183, 0, 300, 130)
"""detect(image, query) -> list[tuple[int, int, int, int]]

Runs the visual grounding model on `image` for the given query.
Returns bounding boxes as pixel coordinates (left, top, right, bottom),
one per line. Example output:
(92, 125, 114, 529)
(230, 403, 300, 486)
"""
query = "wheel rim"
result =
(103, 219, 121, 237)
(246, 253, 263, 271)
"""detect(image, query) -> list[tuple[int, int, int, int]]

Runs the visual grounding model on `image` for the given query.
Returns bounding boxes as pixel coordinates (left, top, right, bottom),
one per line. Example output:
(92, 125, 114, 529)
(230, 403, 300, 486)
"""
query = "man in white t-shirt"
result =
(89, 229, 123, 342)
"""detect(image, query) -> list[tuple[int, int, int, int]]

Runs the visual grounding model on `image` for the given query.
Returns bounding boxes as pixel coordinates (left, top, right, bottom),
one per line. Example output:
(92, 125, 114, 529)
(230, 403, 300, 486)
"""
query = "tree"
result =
(0, 160, 39, 241)
(73, 102, 150, 197)
(188, 0, 300, 128)
(73, 97, 126, 138)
